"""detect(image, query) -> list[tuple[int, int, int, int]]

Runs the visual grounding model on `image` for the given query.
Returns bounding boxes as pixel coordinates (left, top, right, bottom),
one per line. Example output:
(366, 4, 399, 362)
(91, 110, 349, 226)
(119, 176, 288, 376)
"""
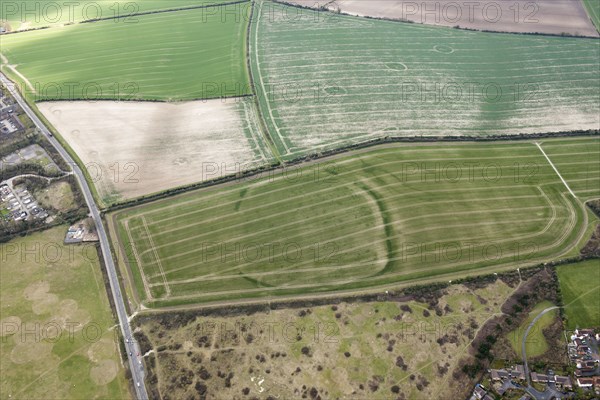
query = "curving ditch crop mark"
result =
(355, 181, 396, 277)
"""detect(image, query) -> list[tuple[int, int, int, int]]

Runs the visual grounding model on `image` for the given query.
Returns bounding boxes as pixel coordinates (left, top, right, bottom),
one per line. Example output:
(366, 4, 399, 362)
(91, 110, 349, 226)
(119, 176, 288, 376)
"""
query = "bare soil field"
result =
(38, 99, 272, 205)
(283, 0, 599, 37)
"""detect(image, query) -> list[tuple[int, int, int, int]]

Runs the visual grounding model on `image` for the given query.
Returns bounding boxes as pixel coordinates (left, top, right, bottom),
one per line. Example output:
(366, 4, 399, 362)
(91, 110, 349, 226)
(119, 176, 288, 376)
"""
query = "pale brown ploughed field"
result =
(283, 0, 599, 37)
(38, 99, 266, 203)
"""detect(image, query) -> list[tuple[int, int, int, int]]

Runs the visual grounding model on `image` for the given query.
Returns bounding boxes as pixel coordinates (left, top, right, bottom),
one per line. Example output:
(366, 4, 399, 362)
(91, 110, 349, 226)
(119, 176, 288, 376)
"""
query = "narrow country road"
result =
(521, 305, 559, 399)
(1, 73, 149, 400)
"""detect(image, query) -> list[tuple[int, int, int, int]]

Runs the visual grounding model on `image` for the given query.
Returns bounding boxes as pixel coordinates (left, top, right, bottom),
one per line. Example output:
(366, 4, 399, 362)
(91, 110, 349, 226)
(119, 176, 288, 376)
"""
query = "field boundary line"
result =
(271, 0, 600, 39)
(115, 139, 588, 219)
(141, 216, 172, 297)
(583, 0, 600, 31)
(124, 219, 153, 300)
(245, 0, 283, 163)
(535, 142, 577, 198)
(4, 0, 252, 34)
(281, 120, 600, 157)
(253, 0, 290, 154)
(241, 99, 269, 162)
(142, 153, 547, 225)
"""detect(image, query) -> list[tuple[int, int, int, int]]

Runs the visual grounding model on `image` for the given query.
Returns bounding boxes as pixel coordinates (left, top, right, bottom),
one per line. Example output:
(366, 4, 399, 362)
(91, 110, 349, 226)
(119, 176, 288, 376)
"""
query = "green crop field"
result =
(539, 135, 600, 200)
(583, 0, 600, 32)
(109, 137, 599, 308)
(250, 1, 600, 160)
(0, 0, 237, 29)
(1, 3, 251, 101)
(557, 260, 600, 329)
(0, 227, 129, 399)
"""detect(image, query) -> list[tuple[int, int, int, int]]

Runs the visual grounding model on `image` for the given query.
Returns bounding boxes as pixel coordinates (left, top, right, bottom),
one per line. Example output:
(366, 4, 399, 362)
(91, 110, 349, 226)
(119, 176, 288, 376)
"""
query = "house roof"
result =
(490, 369, 509, 380)
(512, 365, 525, 373)
(578, 377, 594, 386)
(578, 329, 594, 335)
(510, 365, 526, 379)
(474, 386, 487, 396)
(531, 372, 549, 382)
(555, 375, 572, 386)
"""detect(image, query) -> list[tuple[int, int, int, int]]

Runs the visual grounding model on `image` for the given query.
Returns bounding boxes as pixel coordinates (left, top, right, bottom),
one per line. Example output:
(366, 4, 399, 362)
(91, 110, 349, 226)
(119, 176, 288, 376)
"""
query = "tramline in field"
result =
(250, 1, 600, 159)
(1, 2, 252, 100)
(110, 137, 600, 308)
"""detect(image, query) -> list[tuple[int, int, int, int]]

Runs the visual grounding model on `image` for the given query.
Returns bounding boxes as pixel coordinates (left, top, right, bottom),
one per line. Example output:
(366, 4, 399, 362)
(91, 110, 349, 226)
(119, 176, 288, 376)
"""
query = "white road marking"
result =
(535, 142, 577, 198)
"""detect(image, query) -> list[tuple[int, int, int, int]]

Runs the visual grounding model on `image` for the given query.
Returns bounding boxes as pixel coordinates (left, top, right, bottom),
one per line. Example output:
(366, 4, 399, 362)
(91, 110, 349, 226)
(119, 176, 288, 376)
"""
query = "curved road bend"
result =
(1, 73, 149, 400)
(521, 306, 559, 397)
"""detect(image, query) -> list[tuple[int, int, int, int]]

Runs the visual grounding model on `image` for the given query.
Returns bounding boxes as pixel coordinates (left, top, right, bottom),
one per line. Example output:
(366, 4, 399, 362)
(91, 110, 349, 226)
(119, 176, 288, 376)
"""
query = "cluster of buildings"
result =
(64, 220, 98, 244)
(530, 371, 573, 390)
(0, 183, 48, 223)
(569, 328, 600, 393)
(484, 364, 572, 398)
(489, 364, 527, 383)
(472, 328, 600, 399)
(0, 89, 24, 136)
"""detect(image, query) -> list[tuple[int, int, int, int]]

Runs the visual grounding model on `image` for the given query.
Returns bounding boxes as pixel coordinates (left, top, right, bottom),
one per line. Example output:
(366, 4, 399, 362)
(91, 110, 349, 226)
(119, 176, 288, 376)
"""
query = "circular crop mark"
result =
(384, 62, 408, 71)
(324, 85, 347, 95)
(433, 45, 455, 54)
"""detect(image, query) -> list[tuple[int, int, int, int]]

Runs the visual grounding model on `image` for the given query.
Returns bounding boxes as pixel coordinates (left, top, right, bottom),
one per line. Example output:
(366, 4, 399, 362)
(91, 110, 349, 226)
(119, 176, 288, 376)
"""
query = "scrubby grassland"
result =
(557, 260, 600, 329)
(583, 0, 600, 32)
(0, 227, 129, 399)
(251, 1, 600, 159)
(33, 180, 76, 212)
(110, 137, 599, 308)
(136, 280, 515, 400)
(1, 4, 251, 101)
(507, 300, 558, 358)
(0, 0, 238, 29)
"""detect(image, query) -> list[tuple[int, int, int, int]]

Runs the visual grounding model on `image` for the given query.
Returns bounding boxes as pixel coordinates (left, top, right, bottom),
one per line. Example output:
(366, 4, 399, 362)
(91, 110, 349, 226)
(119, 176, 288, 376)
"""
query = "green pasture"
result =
(557, 259, 600, 329)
